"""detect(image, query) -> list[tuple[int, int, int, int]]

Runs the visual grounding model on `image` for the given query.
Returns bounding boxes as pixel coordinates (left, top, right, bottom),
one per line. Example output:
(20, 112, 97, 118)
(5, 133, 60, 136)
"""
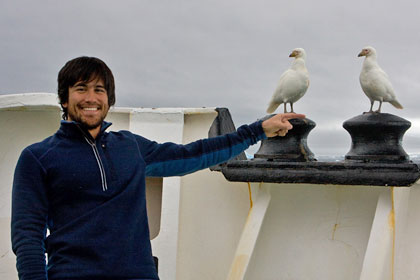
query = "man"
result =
(11, 56, 305, 280)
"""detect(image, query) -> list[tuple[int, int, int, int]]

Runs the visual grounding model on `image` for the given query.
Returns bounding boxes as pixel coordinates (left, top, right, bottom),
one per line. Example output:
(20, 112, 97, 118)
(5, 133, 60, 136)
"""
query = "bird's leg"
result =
(283, 103, 287, 113)
(364, 100, 374, 114)
(374, 101, 383, 113)
(370, 101, 374, 112)
(290, 103, 295, 113)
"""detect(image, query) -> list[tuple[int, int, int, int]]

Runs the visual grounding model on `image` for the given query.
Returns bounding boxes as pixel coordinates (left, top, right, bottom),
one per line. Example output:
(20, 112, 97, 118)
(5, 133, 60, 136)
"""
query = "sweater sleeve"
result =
(139, 120, 266, 177)
(11, 148, 49, 280)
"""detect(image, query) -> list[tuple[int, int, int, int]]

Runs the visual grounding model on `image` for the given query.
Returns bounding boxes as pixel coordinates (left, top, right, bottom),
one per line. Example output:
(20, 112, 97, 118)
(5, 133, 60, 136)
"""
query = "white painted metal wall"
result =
(0, 93, 61, 280)
(1, 93, 420, 280)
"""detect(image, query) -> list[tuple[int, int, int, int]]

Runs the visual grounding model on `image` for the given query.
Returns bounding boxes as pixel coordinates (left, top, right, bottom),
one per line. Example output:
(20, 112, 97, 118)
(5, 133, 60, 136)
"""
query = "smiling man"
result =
(57, 57, 115, 138)
(66, 79, 108, 126)
(11, 56, 305, 280)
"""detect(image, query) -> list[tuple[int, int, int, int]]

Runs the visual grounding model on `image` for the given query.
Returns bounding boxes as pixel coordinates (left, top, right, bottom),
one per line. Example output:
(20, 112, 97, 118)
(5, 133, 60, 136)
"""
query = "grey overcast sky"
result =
(1, 0, 420, 155)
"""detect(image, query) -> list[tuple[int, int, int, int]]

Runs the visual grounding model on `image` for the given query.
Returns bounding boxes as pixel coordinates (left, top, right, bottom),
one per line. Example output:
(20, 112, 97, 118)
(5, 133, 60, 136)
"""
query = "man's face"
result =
(63, 78, 109, 130)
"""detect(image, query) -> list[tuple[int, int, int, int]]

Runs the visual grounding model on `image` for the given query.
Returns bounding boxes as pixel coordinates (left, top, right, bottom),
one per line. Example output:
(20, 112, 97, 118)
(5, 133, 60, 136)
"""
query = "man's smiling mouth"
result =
(78, 104, 101, 111)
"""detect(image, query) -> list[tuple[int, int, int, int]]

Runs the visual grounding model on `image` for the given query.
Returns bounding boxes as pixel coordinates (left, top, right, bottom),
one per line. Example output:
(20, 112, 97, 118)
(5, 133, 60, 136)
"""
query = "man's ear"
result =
(62, 102, 68, 108)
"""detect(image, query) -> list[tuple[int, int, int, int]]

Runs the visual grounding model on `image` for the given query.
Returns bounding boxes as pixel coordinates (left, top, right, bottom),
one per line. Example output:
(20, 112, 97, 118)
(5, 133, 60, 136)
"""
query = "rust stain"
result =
(332, 223, 339, 240)
(332, 188, 342, 240)
(247, 182, 253, 209)
(299, 144, 309, 161)
(388, 187, 395, 280)
(229, 254, 249, 280)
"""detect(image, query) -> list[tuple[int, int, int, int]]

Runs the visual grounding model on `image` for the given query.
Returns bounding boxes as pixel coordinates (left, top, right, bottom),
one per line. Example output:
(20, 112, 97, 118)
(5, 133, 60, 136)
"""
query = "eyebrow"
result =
(72, 82, 105, 88)
(73, 82, 87, 87)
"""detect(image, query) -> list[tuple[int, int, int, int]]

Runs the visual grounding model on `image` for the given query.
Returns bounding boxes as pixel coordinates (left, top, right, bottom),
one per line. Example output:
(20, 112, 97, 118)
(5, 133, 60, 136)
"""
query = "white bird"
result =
(358, 46, 403, 113)
(267, 48, 309, 114)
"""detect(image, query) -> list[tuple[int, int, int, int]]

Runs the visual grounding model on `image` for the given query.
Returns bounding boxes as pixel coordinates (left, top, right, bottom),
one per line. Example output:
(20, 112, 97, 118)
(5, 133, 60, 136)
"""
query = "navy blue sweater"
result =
(11, 120, 266, 280)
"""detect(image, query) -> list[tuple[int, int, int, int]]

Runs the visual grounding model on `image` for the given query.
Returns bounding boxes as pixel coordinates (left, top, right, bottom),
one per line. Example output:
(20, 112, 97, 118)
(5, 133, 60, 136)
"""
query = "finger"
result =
(277, 129, 288, 137)
(279, 119, 293, 130)
(276, 128, 285, 133)
(281, 113, 306, 120)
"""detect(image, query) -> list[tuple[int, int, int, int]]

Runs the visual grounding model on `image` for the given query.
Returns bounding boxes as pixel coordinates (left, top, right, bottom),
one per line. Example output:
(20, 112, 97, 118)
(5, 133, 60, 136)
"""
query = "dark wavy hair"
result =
(57, 56, 116, 120)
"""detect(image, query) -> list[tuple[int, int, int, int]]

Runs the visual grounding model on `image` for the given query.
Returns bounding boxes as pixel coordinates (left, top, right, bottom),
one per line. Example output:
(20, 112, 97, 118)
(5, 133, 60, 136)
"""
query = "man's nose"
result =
(85, 87, 97, 101)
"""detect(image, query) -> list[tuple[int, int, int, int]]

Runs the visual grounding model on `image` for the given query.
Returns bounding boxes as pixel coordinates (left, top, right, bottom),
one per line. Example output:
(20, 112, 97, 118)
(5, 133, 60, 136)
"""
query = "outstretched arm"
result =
(262, 113, 306, 137)
(140, 112, 306, 177)
(140, 120, 266, 177)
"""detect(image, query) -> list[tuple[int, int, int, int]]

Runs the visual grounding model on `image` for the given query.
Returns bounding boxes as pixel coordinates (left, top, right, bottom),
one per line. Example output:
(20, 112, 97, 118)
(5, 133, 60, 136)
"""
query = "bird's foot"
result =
(363, 110, 379, 114)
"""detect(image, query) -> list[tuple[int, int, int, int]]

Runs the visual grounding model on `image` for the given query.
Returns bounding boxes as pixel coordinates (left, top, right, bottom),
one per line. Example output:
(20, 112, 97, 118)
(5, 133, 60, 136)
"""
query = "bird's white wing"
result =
(360, 67, 396, 101)
(268, 69, 292, 104)
(272, 70, 308, 103)
(266, 70, 293, 113)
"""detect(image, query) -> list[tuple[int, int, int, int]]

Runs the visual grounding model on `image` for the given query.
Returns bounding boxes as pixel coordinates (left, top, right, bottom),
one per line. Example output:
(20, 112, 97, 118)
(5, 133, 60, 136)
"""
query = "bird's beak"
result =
(289, 51, 297, 57)
(358, 51, 365, 57)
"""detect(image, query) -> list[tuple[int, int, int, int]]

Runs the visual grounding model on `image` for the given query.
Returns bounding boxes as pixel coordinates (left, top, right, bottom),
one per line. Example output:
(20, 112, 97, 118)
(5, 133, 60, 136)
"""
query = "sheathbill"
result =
(358, 46, 403, 113)
(267, 48, 310, 114)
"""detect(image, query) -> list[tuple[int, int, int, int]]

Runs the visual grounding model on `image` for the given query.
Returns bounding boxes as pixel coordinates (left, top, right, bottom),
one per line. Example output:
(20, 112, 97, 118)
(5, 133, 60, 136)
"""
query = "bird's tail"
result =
(390, 100, 403, 109)
(266, 102, 280, 114)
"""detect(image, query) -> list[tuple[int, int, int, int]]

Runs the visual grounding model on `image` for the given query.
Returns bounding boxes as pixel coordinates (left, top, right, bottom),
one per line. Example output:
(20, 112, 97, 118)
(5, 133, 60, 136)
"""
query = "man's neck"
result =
(88, 126, 101, 139)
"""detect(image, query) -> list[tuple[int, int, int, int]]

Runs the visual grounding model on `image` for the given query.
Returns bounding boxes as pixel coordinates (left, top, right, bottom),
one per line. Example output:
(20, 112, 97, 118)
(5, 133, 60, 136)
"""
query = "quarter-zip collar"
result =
(58, 120, 112, 192)
(83, 136, 108, 191)
(58, 120, 112, 141)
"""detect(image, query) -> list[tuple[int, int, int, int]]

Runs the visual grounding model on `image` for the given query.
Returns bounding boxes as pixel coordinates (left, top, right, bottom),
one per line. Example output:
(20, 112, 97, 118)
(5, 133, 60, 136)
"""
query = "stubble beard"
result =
(67, 103, 109, 130)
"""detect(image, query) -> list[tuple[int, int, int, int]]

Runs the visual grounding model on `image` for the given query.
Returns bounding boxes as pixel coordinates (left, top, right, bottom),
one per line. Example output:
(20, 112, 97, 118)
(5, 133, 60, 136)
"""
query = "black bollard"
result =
(208, 108, 420, 186)
(254, 115, 316, 162)
(343, 113, 411, 163)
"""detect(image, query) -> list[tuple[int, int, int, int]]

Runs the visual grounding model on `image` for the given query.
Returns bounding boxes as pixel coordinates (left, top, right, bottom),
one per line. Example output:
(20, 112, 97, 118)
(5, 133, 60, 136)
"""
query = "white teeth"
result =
(83, 108, 98, 111)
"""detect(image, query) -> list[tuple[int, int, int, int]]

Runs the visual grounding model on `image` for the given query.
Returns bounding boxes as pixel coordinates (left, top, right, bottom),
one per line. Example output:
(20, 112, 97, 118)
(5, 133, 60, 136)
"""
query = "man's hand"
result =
(262, 113, 306, 137)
